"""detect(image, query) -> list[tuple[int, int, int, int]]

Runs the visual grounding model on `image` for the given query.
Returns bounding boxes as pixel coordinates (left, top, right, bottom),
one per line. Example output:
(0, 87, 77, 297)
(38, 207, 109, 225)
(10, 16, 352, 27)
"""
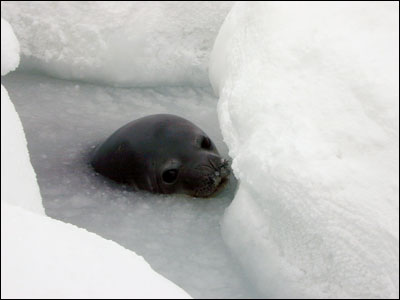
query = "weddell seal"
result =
(90, 114, 230, 197)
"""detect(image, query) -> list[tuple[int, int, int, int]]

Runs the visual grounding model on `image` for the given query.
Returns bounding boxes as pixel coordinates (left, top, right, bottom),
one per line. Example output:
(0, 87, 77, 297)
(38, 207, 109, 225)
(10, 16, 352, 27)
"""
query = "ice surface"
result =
(2, 202, 191, 299)
(3, 72, 259, 299)
(1, 1, 233, 87)
(1, 18, 20, 76)
(210, 2, 399, 298)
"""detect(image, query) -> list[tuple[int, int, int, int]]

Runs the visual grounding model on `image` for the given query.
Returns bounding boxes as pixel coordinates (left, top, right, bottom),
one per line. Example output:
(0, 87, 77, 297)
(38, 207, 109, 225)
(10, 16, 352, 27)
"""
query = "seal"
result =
(90, 114, 230, 197)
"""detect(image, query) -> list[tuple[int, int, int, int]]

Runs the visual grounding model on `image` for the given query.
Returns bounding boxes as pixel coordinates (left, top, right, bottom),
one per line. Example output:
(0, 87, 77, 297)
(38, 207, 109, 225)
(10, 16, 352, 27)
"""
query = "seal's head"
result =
(90, 114, 230, 197)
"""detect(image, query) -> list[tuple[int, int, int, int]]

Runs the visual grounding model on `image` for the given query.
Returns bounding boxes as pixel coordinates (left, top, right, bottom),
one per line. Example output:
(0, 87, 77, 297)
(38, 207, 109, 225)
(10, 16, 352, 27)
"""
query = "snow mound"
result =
(1, 17, 43, 214)
(1, 18, 20, 76)
(1, 202, 191, 299)
(1, 1, 232, 87)
(1, 85, 44, 215)
(210, 2, 399, 298)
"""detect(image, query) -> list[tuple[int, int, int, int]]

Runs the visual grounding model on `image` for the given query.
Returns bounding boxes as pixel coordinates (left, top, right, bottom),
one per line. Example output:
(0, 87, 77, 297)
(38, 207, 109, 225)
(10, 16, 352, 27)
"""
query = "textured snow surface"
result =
(210, 2, 399, 298)
(1, 202, 191, 299)
(1, 1, 233, 87)
(1, 85, 44, 215)
(1, 18, 20, 76)
(1, 17, 43, 215)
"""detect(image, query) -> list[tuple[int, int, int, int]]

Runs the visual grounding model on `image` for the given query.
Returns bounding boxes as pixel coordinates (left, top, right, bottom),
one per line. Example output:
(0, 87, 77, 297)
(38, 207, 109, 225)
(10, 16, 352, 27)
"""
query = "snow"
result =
(1, 85, 44, 215)
(2, 1, 399, 298)
(1, 202, 191, 299)
(1, 1, 233, 87)
(210, 2, 399, 298)
(1, 18, 20, 76)
(1, 17, 43, 215)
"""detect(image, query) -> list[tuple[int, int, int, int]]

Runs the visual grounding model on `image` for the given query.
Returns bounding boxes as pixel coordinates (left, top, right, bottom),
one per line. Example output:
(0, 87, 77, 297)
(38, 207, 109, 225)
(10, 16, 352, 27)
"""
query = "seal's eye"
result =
(201, 136, 212, 150)
(162, 169, 179, 183)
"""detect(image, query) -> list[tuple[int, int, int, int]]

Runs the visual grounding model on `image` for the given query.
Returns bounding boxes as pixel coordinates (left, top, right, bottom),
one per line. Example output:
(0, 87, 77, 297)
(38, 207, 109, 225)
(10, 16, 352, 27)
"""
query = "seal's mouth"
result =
(211, 175, 230, 195)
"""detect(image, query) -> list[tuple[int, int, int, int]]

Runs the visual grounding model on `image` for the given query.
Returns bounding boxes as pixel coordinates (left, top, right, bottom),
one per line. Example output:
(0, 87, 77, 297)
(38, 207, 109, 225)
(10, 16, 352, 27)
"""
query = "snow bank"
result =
(1, 17, 43, 214)
(1, 202, 191, 299)
(1, 18, 20, 75)
(210, 2, 399, 298)
(1, 1, 232, 87)
(1, 85, 44, 215)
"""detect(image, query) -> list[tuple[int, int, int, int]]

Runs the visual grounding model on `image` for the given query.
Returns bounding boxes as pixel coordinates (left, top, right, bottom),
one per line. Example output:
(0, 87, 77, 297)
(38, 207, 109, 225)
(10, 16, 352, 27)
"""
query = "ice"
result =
(1, 1, 233, 87)
(2, 202, 191, 299)
(210, 2, 399, 298)
(2, 72, 259, 299)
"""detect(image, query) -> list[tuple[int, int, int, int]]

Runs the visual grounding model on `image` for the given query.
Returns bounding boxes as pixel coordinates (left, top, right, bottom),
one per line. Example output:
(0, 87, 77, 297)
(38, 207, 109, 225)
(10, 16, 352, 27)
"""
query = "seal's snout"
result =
(208, 156, 231, 178)
(207, 156, 231, 187)
(219, 158, 231, 178)
(192, 156, 232, 197)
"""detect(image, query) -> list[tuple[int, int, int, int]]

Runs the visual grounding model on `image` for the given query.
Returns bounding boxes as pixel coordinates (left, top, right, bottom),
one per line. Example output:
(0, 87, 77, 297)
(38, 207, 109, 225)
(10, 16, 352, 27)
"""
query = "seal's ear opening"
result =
(162, 169, 179, 184)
